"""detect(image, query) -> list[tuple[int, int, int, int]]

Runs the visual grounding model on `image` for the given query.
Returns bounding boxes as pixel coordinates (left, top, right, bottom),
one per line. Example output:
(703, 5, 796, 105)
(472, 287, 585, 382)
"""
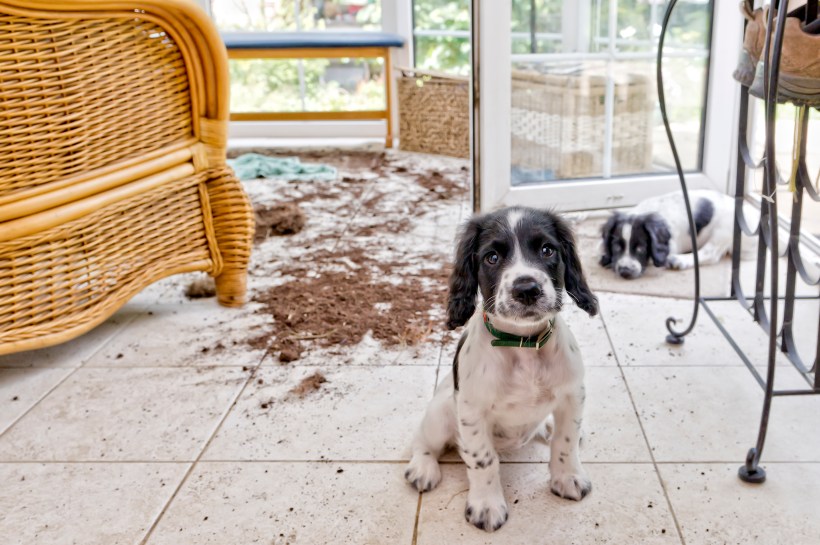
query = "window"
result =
(508, 0, 712, 183)
(413, 0, 470, 74)
(210, 1, 386, 113)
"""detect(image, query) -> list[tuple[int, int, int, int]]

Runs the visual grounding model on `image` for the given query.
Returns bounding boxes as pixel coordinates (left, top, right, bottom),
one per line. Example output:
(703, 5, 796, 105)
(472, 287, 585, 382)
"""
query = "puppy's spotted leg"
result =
(405, 376, 455, 493)
(457, 399, 508, 532)
(549, 385, 592, 501)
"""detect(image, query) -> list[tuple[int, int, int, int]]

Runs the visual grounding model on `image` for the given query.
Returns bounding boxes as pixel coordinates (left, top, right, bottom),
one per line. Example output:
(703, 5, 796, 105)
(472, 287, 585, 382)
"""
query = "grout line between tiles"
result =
(4, 458, 819, 465)
(0, 368, 78, 439)
(74, 362, 440, 370)
(0, 310, 144, 440)
(598, 306, 687, 545)
(411, 491, 423, 545)
(137, 347, 269, 545)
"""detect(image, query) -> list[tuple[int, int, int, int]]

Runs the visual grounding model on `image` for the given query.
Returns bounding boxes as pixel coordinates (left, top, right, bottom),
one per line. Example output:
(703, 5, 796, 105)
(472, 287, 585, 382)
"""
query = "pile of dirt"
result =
(184, 276, 216, 299)
(252, 247, 451, 362)
(414, 169, 469, 202)
(288, 372, 327, 398)
(254, 202, 306, 243)
(233, 147, 467, 363)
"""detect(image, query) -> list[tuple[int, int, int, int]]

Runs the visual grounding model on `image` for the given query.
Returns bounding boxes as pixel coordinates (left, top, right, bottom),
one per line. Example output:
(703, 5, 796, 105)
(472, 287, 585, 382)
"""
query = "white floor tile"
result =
(0, 304, 142, 368)
(145, 462, 418, 545)
(599, 293, 794, 368)
(660, 463, 820, 545)
(0, 367, 247, 461)
(562, 303, 617, 366)
(416, 463, 679, 545)
(624, 366, 820, 463)
(0, 462, 188, 545)
(0, 368, 73, 434)
(84, 302, 270, 368)
(203, 365, 438, 461)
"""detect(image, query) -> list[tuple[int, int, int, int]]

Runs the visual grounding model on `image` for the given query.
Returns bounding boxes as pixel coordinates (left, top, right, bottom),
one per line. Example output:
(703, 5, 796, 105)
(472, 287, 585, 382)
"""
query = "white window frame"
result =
(475, 0, 744, 212)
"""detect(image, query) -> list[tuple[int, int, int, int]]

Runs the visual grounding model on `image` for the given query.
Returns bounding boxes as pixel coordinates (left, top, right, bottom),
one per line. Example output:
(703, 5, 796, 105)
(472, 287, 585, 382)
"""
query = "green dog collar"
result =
(483, 313, 554, 349)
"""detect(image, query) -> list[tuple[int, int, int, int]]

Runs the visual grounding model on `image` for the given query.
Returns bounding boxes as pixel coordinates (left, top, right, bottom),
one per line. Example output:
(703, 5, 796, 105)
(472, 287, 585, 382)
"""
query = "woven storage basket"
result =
(398, 68, 469, 158)
(511, 69, 653, 179)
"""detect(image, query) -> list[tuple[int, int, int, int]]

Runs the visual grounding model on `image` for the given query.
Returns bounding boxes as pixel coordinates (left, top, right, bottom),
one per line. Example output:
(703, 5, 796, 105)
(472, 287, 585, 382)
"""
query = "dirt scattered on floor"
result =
(254, 202, 306, 242)
(350, 218, 412, 237)
(185, 276, 216, 299)
(238, 148, 466, 363)
(252, 247, 450, 362)
(414, 169, 468, 202)
(288, 371, 328, 398)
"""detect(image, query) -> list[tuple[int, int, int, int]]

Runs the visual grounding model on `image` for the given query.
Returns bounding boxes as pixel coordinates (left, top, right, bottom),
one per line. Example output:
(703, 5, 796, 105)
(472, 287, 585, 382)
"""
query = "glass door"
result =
(474, 0, 739, 212)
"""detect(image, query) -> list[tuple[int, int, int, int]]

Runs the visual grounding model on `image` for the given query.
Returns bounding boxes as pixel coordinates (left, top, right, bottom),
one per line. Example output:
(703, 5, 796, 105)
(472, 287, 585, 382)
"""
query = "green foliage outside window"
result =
(212, 0, 384, 112)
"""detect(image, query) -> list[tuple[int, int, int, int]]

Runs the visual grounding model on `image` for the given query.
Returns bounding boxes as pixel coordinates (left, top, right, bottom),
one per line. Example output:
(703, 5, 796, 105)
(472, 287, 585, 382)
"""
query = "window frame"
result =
(474, 0, 742, 212)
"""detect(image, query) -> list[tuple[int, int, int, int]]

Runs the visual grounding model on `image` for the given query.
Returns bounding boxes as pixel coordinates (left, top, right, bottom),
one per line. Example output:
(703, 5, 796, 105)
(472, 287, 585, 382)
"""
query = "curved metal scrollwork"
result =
(659, 0, 819, 485)
(656, 0, 700, 344)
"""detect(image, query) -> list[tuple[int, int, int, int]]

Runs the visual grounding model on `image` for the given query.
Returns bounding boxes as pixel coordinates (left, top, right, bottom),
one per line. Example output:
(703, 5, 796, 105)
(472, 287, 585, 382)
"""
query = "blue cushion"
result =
(221, 31, 405, 50)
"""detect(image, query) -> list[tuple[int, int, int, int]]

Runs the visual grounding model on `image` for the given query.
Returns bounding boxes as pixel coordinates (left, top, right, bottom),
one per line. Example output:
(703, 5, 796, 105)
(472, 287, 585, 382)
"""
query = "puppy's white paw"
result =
(465, 489, 509, 532)
(404, 453, 441, 492)
(667, 255, 693, 270)
(550, 470, 592, 501)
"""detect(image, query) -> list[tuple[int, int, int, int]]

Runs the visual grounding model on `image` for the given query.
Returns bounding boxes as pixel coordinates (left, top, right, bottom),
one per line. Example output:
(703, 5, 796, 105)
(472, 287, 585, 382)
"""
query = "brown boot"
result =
(749, 10, 820, 106)
(733, 1, 767, 87)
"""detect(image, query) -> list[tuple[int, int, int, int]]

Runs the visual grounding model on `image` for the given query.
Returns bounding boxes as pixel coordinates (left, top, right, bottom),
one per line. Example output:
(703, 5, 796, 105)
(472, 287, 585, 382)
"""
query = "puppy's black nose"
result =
(617, 267, 638, 279)
(511, 277, 541, 305)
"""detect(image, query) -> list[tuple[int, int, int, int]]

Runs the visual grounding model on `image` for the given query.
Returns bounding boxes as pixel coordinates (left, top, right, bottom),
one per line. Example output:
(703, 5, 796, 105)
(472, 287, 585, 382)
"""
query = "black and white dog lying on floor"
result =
(599, 189, 740, 279)
(405, 207, 598, 533)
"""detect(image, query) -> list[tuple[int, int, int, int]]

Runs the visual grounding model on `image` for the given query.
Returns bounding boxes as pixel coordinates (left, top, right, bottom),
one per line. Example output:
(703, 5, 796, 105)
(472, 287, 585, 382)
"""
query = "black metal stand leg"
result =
(657, 0, 701, 346)
(737, 4, 789, 484)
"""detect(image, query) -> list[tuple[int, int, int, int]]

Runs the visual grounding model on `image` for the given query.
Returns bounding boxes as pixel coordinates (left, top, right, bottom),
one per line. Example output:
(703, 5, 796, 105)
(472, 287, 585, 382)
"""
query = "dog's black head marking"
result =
(446, 207, 597, 329)
(600, 212, 671, 279)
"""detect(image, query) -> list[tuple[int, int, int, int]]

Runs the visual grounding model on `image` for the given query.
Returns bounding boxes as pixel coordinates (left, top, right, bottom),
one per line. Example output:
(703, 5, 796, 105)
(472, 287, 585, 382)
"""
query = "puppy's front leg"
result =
(457, 398, 508, 532)
(549, 384, 592, 501)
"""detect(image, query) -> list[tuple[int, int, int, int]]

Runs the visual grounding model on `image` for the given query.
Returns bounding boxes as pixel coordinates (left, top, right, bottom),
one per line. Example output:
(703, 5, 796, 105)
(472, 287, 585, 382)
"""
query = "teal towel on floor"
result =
(227, 153, 337, 181)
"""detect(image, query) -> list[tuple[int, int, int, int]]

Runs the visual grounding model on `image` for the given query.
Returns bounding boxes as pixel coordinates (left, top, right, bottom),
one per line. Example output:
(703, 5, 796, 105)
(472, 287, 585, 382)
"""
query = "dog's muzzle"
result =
(615, 258, 642, 279)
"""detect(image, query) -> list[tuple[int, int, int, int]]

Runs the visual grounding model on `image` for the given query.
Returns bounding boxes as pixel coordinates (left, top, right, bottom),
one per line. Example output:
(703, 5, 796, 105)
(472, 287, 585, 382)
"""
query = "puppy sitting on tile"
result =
(405, 206, 598, 532)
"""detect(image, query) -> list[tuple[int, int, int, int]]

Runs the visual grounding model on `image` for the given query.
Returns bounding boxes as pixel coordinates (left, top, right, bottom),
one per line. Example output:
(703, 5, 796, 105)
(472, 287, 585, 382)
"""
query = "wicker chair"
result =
(0, 0, 254, 355)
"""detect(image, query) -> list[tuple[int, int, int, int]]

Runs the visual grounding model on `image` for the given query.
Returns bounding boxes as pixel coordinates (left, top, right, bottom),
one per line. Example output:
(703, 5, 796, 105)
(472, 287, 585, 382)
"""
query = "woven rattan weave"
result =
(0, 0, 254, 355)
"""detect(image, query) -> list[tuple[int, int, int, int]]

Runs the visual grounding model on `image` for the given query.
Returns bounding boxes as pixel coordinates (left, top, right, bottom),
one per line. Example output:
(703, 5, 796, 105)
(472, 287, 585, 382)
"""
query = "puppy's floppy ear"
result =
(446, 216, 482, 329)
(598, 212, 621, 268)
(644, 213, 671, 267)
(554, 215, 599, 317)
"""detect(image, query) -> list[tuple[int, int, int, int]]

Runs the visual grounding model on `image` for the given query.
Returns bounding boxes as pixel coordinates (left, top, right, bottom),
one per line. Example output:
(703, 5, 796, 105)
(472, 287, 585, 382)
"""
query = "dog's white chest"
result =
(494, 351, 557, 422)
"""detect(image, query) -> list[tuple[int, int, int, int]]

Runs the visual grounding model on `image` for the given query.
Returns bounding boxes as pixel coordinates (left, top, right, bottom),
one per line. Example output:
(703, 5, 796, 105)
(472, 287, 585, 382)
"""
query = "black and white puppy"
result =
(599, 189, 739, 279)
(405, 207, 598, 533)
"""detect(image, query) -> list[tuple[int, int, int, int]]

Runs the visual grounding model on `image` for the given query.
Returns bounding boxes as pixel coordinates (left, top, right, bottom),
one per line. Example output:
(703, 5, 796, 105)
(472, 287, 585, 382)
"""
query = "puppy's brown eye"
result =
(485, 252, 499, 265)
(541, 244, 555, 258)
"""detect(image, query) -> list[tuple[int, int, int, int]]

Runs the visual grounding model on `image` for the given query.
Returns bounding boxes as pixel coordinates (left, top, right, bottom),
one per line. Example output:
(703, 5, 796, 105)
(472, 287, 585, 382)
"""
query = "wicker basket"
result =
(397, 68, 469, 158)
(511, 69, 653, 179)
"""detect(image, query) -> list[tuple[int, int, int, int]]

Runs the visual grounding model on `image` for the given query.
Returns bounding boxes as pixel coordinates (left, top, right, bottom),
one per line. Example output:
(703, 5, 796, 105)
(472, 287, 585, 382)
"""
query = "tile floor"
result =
(1, 150, 819, 545)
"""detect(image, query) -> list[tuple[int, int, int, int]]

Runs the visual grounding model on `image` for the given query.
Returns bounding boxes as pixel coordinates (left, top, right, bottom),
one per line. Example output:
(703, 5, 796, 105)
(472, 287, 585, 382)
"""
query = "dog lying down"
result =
(405, 206, 598, 532)
(599, 189, 754, 279)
